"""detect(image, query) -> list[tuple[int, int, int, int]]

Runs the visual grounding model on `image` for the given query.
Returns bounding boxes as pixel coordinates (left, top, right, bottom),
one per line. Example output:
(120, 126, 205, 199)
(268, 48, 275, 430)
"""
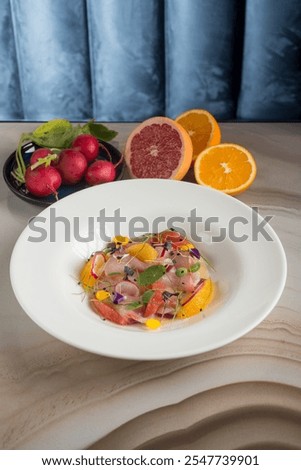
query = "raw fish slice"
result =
(92, 301, 136, 325)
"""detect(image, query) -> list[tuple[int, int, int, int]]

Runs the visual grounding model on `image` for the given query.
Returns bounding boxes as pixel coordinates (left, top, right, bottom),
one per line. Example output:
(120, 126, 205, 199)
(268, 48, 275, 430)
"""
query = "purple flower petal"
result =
(190, 248, 201, 259)
(113, 292, 124, 304)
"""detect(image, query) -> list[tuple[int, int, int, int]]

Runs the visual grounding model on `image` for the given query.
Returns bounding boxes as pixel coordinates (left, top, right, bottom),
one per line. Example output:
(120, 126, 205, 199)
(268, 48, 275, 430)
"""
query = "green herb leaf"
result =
(107, 272, 121, 276)
(141, 290, 155, 304)
(31, 119, 78, 148)
(84, 121, 118, 142)
(138, 265, 166, 286)
(125, 301, 143, 310)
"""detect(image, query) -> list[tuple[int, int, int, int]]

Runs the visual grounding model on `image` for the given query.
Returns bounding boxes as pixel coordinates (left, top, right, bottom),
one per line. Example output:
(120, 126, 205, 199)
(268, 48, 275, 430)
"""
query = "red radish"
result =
(72, 134, 99, 162)
(56, 149, 87, 184)
(25, 166, 62, 197)
(30, 148, 52, 165)
(85, 160, 116, 186)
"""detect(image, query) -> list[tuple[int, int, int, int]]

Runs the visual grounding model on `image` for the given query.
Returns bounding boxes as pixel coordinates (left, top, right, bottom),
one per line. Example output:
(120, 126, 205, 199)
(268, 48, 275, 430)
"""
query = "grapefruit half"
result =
(125, 117, 193, 180)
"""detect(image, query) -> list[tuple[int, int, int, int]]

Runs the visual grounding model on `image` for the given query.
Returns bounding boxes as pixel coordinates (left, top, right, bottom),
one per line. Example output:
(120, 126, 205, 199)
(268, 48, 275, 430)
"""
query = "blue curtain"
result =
(0, 0, 300, 121)
(9, 0, 92, 120)
(0, 0, 23, 119)
(237, 0, 301, 120)
(87, 0, 164, 120)
(165, 0, 241, 119)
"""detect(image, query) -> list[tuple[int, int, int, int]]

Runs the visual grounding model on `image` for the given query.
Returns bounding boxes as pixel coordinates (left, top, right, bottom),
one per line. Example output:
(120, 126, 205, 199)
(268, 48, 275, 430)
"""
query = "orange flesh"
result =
(199, 147, 253, 189)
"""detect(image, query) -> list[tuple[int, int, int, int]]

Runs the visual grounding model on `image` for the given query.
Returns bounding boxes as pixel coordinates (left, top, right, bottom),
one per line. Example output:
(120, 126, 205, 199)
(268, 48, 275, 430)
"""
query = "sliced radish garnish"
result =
(91, 252, 106, 279)
(115, 280, 140, 298)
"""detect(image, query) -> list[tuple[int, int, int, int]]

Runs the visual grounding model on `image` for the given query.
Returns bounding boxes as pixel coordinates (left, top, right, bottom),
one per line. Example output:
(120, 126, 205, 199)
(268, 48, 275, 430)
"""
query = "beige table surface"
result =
(0, 122, 300, 450)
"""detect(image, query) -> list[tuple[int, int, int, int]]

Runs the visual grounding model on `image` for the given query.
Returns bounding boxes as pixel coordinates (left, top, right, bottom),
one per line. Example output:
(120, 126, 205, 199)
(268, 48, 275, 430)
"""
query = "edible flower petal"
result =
(124, 265, 135, 278)
(95, 290, 110, 301)
(145, 318, 161, 330)
(179, 243, 194, 252)
(113, 292, 125, 304)
(190, 247, 201, 259)
(113, 235, 130, 246)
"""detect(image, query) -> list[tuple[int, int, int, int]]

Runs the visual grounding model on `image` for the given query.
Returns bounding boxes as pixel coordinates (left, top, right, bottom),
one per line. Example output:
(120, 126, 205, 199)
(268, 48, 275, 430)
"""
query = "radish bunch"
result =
(23, 134, 117, 198)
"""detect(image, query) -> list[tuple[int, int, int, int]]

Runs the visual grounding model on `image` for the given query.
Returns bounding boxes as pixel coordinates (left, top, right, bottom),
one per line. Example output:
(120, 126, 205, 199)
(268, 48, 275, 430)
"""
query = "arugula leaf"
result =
(138, 265, 166, 286)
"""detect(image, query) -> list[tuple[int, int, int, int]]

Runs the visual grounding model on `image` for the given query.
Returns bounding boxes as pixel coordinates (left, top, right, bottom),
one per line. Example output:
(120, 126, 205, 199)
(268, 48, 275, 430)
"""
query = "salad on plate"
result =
(79, 230, 214, 330)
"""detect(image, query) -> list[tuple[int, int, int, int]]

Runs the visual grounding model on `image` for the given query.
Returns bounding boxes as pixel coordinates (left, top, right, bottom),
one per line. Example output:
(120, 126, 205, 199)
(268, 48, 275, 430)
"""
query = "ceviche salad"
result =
(79, 230, 214, 330)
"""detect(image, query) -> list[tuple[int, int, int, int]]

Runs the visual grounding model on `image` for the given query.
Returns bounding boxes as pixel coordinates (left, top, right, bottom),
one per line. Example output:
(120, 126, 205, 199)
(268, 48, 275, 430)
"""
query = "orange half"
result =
(176, 109, 221, 161)
(194, 143, 257, 195)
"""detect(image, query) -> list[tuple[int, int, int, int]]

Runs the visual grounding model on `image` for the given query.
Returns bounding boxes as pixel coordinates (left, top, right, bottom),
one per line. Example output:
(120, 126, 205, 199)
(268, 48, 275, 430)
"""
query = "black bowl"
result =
(3, 140, 124, 207)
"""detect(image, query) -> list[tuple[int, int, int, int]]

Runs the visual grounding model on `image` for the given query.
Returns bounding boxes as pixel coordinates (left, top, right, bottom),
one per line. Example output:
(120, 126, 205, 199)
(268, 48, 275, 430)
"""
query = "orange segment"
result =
(80, 258, 95, 290)
(80, 253, 105, 291)
(126, 242, 158, 262)
(176, 109, 221, 161)
(177, 279, 214, 319)
(194, 144, 257, 195)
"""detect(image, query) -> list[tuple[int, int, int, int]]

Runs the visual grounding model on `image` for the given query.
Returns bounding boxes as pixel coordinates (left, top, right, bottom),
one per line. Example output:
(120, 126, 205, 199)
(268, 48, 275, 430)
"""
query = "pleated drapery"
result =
(9, 0, 92, 120)
(87, 0, 165, 120)
(0, 0, 300, 121)
(237, 0, 301, 120)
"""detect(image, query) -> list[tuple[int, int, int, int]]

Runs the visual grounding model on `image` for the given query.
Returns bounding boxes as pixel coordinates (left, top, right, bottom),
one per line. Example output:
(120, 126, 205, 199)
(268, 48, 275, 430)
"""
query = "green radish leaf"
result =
(30, 154, 58, 170)
(85, 121, 118, 141)
(141, 290, 155, 304)
(31, 119, 78, 148)
(80, 122, 92, 134)
(138, 265, 166, 286)
(125, 301, 143, 310)
(13, 132, 33, 184)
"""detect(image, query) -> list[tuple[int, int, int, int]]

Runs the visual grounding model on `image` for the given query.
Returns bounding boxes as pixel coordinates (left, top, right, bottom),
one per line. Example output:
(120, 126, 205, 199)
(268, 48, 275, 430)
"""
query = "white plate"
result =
(10, 179, 287, 360)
